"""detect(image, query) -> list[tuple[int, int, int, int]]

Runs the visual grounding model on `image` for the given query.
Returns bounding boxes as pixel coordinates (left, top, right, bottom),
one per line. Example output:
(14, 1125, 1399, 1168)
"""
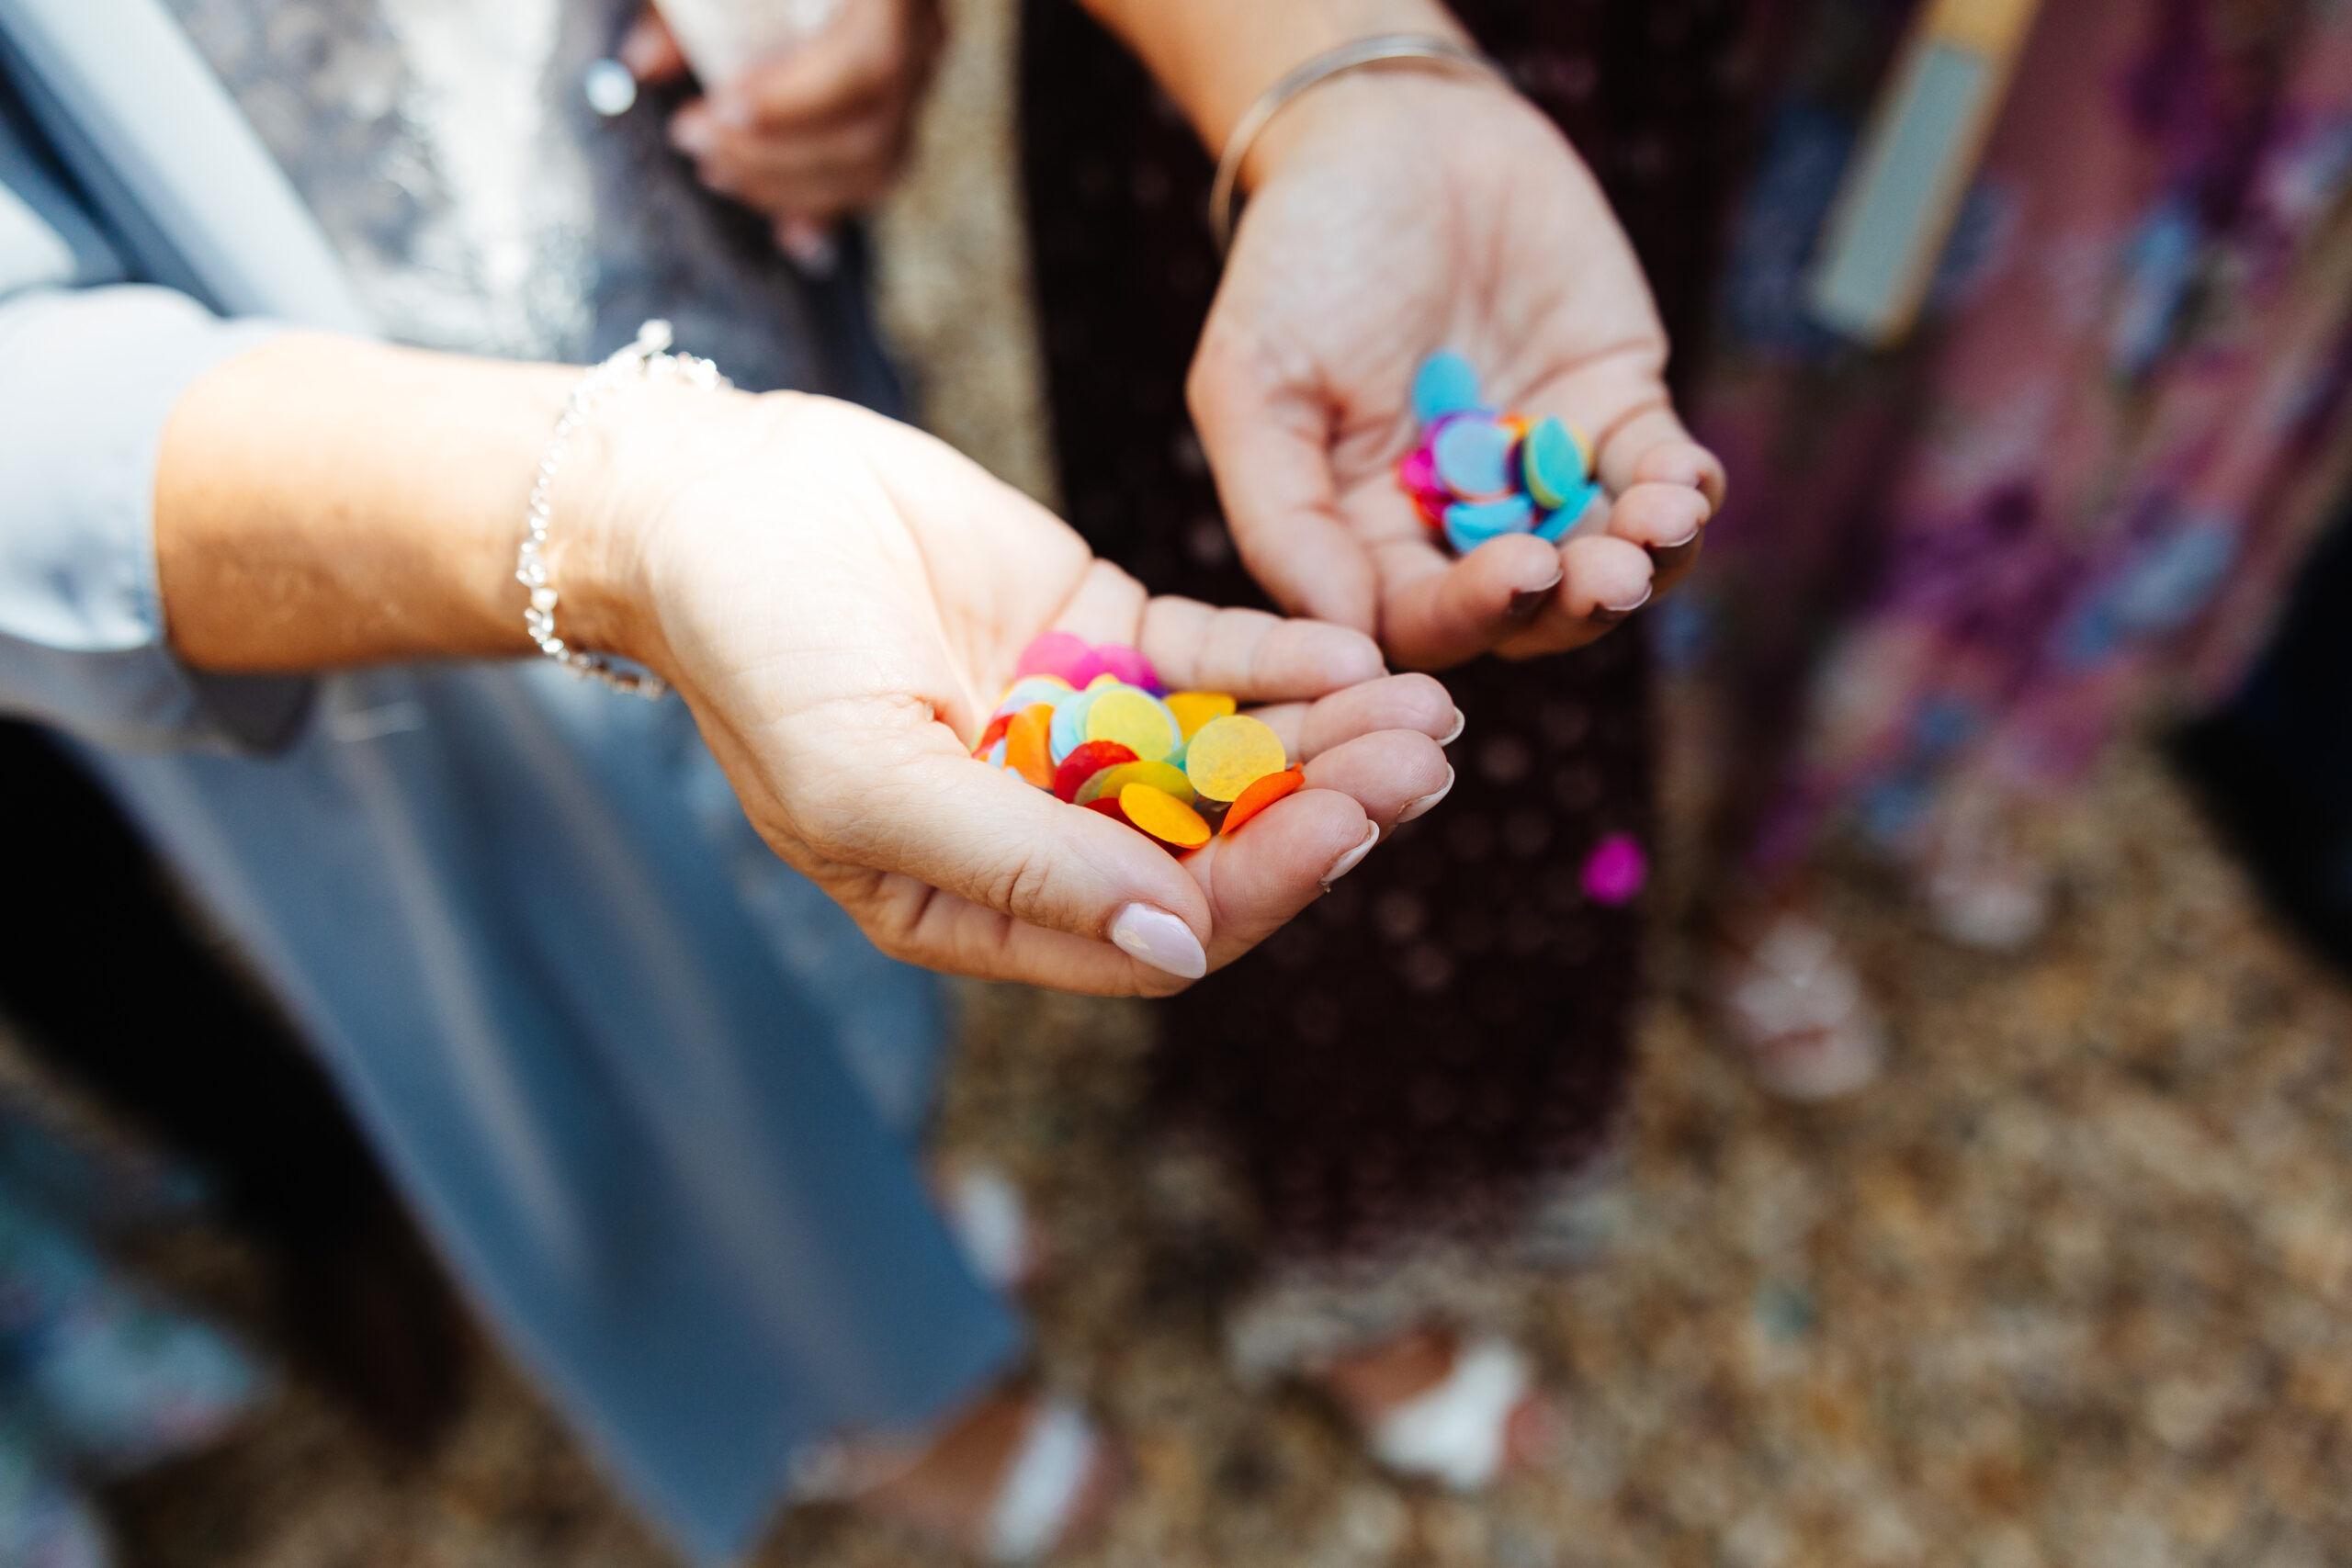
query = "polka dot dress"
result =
(1019, 0, 1747, 1258)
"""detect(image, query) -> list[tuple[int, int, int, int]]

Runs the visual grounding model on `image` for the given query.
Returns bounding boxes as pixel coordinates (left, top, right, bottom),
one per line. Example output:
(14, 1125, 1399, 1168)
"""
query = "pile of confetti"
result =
(974, 632, 1303, 851)
(1396, 351, 1605, 556)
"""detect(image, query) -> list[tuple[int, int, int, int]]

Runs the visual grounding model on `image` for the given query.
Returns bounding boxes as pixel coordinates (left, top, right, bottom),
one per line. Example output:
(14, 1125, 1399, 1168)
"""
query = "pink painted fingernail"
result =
(1396, 765, 1454, 824)
(1320, 821, 1381, 889)
(1110, 903, 1206, 979)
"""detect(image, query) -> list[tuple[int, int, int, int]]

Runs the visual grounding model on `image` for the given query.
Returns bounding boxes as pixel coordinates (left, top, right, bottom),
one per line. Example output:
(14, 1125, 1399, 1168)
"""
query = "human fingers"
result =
(706, 0, 938, 131)
(825, 869, 1201, 995)
(1599, 480, 1713, 594)
(1593, 404, 1725, 518)
(1488, 533, 1657, 660)
(1185, 327, 1381, 633)
(619, 8, 688, 84)
(1181, 787, 1382, 965)
(671, 107, 903, 219)
(1242, 673, 1456, 762)
(808, 737, 1431, 991)
(797, 726, 1216, 981)
(1294, 728, 1452, 829)
(1129, 596, 1387, 705)
(1368, 530, 1575, 671)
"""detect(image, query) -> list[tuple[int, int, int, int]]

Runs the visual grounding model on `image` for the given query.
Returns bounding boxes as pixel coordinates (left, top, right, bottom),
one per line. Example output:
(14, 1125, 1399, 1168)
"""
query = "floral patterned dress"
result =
(1686, 0, 2352, 876)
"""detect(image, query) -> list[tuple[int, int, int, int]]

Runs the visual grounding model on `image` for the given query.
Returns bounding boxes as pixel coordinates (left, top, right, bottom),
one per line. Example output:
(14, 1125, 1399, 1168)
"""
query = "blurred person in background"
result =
(2177, 505, 2352, 977)
(1680, 0, 2352, 1098)
(673, 0, 1740, 1491)
(0, 0, 1457, 1559)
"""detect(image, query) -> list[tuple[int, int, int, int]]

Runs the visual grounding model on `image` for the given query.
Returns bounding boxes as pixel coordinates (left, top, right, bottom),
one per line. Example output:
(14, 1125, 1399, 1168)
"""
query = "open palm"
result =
(597, 391, 1457, 994)
(1189, 71, 1725, 670)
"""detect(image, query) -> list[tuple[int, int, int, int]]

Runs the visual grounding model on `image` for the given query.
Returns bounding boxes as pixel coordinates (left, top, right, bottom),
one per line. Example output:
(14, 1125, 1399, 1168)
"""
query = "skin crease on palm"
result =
(546, 392, 1462, 999)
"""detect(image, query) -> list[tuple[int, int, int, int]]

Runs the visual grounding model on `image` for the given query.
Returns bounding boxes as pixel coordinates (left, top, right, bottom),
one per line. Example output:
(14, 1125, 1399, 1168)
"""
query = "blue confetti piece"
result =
(1410, 351, 1485, 423)
(1443, 494, 1535, 554)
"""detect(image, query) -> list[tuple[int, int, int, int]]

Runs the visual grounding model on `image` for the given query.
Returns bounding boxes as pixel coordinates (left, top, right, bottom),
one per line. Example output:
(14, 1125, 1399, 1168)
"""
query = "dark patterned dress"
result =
(1018, 0, 1750, 1319)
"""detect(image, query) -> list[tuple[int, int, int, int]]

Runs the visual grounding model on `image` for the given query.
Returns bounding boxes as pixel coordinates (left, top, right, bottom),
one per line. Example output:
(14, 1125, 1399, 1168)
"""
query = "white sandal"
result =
(1363, 1335, 1540, 1492)
(793, 1391, 1116, 1563)
(983, 1396, 1109, 1562)
(941, 1162, 1040, 1294)
(1716, 909, 1885, 1101)
(1917, 844, 2052, 953)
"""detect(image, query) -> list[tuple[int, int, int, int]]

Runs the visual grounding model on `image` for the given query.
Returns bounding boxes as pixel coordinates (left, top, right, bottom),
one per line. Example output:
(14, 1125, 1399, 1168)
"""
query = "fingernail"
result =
(1657, 520, 1703, 550)
(1320, 821, 1381, 890)
(1601, 583, 1655, 615)
(1440, 708, 1465, 746)
(668, 111, 715, 155)
(1110, 903, 1207, 980)
(1396, 765, 1454, 824)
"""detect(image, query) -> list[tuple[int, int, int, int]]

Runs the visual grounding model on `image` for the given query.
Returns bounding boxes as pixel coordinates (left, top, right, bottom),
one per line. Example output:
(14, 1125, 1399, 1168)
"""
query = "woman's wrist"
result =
(1237, 61, 1509, 197)
(534, 378, 753, 685)
(1077, 0, 1470, 168)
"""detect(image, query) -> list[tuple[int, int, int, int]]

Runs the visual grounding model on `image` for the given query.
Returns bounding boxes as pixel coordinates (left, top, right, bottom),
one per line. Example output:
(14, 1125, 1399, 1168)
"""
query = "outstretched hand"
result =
(575, 390, 1457, 994)
(1189, 70, 1725, 670)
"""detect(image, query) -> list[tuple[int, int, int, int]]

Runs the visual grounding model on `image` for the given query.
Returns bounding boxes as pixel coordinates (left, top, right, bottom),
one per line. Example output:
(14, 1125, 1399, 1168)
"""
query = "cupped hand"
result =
(623, 0, 941, 265)
(567, 389, 1457, 996)
(1189, 70, 1727, 670)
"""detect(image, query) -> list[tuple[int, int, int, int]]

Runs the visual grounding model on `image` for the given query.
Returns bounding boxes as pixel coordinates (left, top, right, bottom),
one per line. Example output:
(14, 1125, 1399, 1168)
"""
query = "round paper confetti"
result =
(1084, 689, 1178, 762)
(1220, 766, 1305, 835)
(1183, 714, 1288, 802)
(1119, 784, 1211, 849)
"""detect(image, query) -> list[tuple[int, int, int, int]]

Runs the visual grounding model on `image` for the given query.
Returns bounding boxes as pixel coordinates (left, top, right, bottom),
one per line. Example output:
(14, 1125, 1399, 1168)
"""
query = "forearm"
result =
(1075, 0, 1468, 169)
(154, 334, 631, 672)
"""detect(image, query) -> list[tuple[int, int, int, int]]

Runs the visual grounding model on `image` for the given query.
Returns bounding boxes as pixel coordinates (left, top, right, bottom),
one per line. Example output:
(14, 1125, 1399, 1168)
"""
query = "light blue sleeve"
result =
(0, 282, 309, 750)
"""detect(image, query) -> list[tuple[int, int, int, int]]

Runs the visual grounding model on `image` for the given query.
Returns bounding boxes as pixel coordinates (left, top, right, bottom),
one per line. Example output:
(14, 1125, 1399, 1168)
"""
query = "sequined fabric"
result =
(164, 0, 898, 395)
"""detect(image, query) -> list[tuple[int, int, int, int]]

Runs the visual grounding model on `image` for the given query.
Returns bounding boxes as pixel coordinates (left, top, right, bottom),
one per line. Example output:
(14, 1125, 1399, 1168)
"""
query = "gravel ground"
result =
(103, 2, 2352, 1562)
(107, 744, 2352, 1568)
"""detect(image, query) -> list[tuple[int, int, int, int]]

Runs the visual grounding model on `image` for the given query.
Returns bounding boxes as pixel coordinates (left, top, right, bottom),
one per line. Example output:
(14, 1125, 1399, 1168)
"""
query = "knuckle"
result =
(989, 845, 1061, 926)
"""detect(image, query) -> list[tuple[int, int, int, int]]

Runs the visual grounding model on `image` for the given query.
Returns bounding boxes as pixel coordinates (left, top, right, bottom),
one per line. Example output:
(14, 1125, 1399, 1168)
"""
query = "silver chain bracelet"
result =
(516, 319, 729, 699)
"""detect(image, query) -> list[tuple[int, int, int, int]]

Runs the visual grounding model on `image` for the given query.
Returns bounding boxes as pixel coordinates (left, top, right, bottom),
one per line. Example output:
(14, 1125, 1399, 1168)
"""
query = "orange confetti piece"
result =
(1183, 714, 1289, 802)
(1219, 766, 1304, 835)
(1118, 783, 1212, 850)
(1005, 703, 1057, 788)
(972, 711, 1014, 757)
(1165, 691, 1238, 742)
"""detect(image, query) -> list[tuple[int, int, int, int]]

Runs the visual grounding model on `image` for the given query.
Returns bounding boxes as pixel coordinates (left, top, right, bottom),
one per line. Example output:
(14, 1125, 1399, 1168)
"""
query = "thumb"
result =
(1188, 332, 1380, 634)
(815, 732, 1216, 978)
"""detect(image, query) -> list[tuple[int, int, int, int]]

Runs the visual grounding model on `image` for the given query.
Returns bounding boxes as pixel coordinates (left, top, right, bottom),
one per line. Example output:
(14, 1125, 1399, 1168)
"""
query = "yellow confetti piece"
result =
(1084, 688, 1178, 762)
(1081, 760, 1193, 805)
(1182, 714, 1288, 802)
(1165, 691, 1238, 742)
